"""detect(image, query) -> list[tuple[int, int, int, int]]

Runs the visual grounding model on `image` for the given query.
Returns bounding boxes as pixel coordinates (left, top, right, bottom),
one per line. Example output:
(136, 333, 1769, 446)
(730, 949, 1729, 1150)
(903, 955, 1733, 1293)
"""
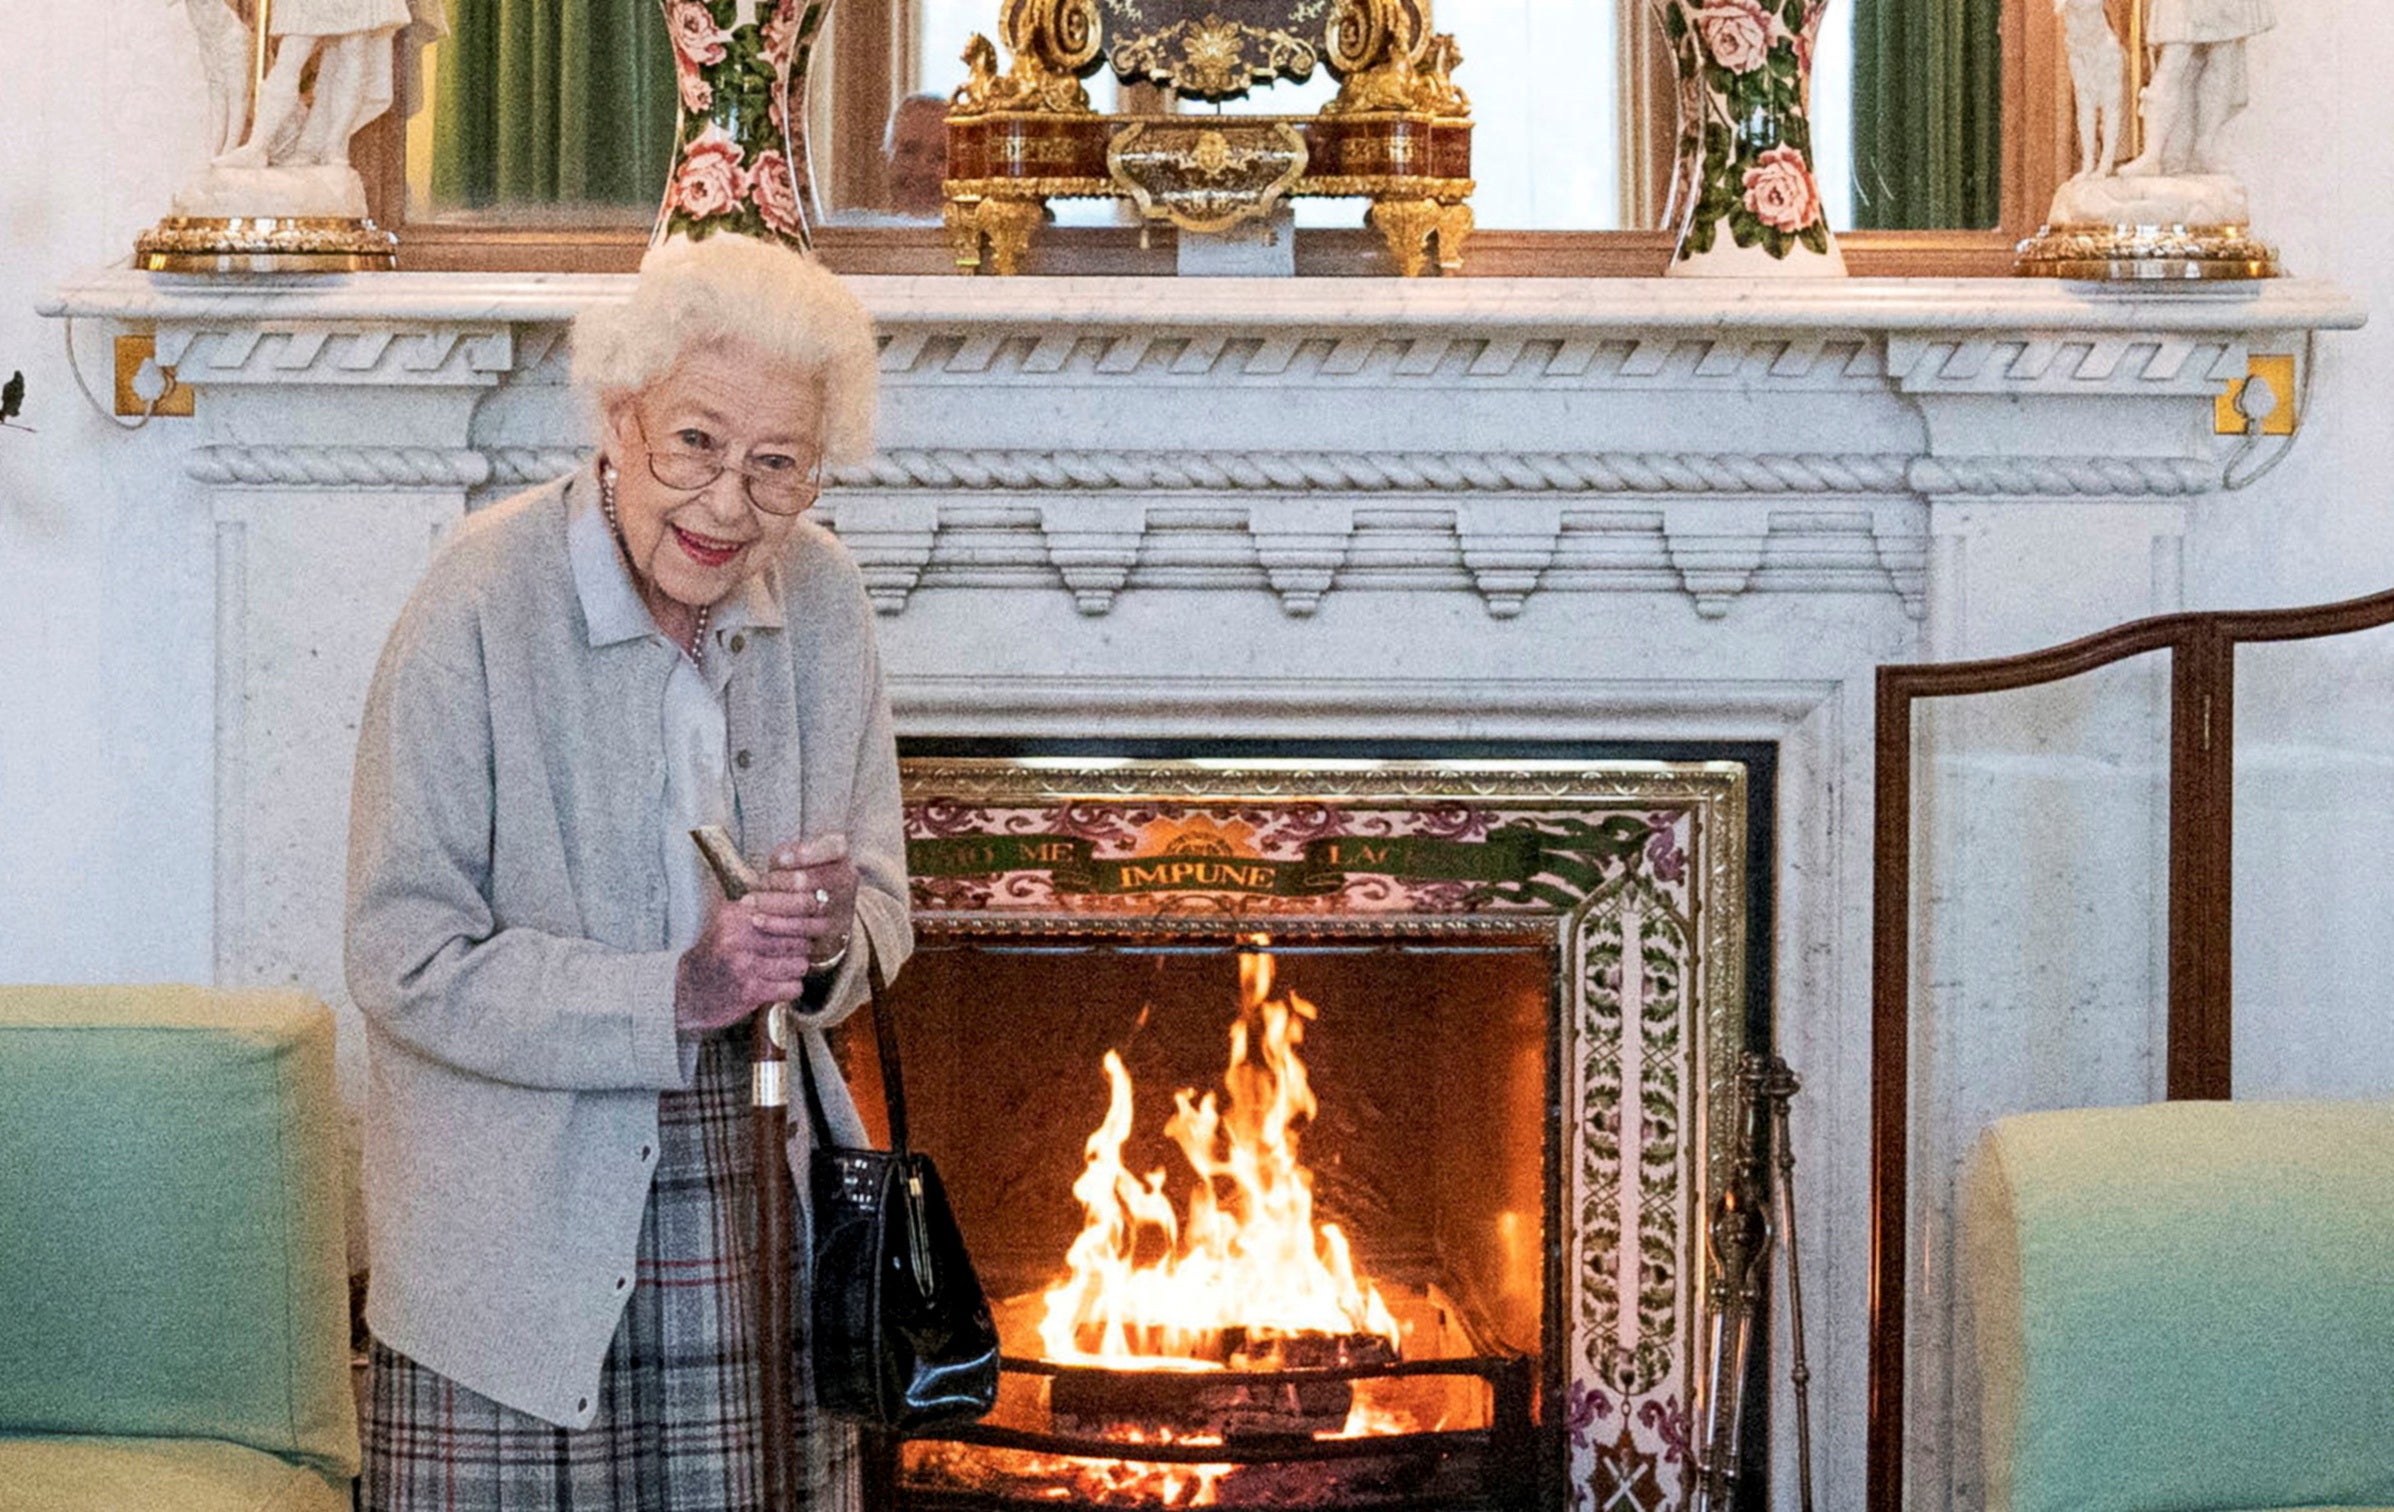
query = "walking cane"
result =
(691, 826, 798, 1512)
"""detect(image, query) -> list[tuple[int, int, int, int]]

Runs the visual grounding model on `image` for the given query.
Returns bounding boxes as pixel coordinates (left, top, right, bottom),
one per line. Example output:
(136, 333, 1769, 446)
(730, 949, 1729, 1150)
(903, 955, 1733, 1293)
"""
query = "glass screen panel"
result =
(1902, 649, 2172, 1511)
(2232, 621, 2394, 1100)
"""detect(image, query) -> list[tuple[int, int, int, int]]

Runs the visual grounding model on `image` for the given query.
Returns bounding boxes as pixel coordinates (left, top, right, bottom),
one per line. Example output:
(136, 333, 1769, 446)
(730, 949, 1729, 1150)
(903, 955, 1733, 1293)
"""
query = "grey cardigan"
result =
(345, 469, 912, 1428)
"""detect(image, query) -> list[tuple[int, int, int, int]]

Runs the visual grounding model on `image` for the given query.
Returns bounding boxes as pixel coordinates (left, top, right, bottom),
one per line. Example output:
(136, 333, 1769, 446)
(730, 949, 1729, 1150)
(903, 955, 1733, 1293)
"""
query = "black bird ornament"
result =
(0, 370, 31, 433)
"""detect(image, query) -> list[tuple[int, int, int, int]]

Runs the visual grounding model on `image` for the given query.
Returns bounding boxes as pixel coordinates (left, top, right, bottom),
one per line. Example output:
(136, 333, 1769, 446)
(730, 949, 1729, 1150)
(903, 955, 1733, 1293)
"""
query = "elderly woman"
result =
(345, 234, 908, 1511)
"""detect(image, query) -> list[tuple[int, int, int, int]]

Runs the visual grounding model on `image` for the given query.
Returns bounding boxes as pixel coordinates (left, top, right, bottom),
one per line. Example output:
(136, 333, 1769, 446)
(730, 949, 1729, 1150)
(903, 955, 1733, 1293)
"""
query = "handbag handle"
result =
(796, 931, 943, 1302)
(795, 927, 910, 1157)
(860, 938, 910, 1156)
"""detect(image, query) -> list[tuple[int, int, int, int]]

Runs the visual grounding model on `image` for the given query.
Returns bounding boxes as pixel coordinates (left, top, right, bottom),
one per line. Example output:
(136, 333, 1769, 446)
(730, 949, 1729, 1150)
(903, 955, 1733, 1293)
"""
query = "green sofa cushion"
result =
(1963, 1100, 2394, 1512)
(0, 987, 357, 1482)
(0, 1435, 350, 1512)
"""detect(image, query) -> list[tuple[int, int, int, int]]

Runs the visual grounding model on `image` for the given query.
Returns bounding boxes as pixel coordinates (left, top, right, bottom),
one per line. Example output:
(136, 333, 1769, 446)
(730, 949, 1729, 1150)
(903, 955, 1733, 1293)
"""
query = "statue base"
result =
(2014, 220, 2279, 281)
(2017, 174, 2278, 280)
(135, 215, 399, 274)
(2045, 171, 2250, 228)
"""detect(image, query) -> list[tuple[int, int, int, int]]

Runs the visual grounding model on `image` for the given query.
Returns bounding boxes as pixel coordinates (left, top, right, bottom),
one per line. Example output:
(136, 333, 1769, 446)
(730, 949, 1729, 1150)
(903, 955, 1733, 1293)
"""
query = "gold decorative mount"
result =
(135, 216, 399, 275)
(1111, 16, 1324, 98)
(2015, 222, 2280, 281)
(1108, 120, 1309, 234)
(945, 0, 1472, 275)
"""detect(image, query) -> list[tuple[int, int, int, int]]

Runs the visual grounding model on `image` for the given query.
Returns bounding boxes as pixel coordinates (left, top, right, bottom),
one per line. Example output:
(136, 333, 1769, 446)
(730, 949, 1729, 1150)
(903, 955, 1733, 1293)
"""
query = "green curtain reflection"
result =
(1849, 0, 2003, 229)
(430, 0, 678, 210)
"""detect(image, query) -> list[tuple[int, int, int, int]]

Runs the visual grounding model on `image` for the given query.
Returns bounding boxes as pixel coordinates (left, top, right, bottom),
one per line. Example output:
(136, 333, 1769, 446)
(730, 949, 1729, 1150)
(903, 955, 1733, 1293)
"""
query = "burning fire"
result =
(1038, 942, 1401, 1368)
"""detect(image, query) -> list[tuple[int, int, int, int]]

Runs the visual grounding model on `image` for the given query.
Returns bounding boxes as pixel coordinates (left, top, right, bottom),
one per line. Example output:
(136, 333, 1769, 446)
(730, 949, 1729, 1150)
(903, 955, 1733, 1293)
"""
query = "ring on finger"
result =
(812, 886, 831, 911)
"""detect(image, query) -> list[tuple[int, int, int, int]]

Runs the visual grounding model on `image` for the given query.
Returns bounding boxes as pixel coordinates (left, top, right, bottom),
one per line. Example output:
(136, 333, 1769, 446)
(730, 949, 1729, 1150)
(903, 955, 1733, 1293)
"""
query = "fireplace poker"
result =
(1765, 1056, 1816, 1512)
(690, 825, 797, 1512)
(1689, 1052, 1815, 1512)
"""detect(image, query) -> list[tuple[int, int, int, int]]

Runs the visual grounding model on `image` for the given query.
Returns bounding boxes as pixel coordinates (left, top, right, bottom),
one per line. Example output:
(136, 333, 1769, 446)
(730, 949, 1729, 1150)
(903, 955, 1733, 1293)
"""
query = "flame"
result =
(1038, 942, 1401, 1367)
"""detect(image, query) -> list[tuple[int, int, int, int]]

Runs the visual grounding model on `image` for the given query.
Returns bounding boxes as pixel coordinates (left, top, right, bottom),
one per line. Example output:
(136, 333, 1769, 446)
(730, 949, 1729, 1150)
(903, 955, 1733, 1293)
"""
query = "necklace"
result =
(601, 461, 710, 666)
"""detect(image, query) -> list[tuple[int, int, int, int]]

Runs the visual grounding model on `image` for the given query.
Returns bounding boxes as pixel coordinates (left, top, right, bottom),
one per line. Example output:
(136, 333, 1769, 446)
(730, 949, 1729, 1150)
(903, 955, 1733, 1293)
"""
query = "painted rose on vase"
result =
(749, 149, 810, 239)
(670, 124, 751, 221)
(655, 0, 829, 248)
(1663, 0, 1840, 269)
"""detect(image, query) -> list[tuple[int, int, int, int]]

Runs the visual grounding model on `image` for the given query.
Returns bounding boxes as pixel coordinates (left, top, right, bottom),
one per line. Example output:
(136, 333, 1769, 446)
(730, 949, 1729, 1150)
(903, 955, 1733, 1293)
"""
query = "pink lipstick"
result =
(673, 524, 745, 569)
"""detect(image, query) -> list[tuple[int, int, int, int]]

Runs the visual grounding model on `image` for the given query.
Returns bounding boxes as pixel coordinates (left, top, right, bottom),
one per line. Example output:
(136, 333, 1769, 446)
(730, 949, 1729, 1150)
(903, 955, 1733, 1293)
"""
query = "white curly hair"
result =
(571, 235, 878, 465)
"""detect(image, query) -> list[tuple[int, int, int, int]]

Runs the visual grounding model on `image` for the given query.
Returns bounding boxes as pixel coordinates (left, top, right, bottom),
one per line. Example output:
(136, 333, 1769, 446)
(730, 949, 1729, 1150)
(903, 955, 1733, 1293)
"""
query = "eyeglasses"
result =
(633, 411, 825, 516)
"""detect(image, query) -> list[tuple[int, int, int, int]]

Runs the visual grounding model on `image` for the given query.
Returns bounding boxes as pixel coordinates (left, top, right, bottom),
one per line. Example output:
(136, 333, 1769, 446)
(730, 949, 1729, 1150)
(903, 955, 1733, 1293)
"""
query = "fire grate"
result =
(899, 1353, 1540, 1511)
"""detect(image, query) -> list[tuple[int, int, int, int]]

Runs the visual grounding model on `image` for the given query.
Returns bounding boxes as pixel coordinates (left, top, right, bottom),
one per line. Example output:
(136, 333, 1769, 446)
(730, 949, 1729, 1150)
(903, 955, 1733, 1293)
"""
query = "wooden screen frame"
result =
(358, 0, 2060, 276)
(1866, 585, 2394, 1512)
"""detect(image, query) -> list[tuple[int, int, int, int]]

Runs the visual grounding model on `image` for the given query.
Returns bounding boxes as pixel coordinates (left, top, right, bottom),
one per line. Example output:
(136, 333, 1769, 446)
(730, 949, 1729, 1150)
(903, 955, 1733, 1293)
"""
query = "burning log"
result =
(1048, 1331, 1396, 1441)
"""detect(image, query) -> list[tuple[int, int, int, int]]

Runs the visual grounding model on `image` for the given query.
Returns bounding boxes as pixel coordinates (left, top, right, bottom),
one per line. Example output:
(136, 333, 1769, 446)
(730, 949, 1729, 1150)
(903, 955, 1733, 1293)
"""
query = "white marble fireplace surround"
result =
(42, 268, 2365, 1507)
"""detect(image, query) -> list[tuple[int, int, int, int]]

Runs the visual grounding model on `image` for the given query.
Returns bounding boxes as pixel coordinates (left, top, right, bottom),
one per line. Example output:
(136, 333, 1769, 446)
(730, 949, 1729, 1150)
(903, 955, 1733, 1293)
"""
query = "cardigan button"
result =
(735, 749, 752, 770)
(729, 633, 746, 654)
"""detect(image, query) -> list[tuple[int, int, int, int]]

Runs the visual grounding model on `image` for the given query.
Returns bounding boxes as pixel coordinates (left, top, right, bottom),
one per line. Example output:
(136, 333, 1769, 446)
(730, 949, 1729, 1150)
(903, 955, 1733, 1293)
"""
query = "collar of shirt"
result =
(565, 467, 787, 669)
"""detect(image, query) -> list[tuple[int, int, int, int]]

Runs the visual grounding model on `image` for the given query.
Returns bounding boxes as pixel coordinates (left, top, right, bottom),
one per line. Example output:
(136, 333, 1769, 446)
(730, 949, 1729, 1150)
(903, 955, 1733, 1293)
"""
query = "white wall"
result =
(1, 7, 218, 983)
(2190, 0, 2394, 1100)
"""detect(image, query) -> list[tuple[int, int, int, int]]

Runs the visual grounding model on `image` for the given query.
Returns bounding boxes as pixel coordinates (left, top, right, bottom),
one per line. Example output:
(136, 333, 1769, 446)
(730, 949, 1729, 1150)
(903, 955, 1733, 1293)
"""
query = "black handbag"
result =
(795, 943, 1001, 1431)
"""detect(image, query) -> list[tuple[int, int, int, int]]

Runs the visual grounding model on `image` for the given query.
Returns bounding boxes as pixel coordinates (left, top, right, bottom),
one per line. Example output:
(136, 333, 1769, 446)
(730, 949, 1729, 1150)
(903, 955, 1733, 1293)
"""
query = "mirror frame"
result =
(358, 0, 2060, 276)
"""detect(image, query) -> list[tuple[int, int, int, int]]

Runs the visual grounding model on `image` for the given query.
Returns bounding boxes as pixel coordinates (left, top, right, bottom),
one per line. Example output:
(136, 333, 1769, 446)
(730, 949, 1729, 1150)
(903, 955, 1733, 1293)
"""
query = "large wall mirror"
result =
(385, 0, 2054, 272)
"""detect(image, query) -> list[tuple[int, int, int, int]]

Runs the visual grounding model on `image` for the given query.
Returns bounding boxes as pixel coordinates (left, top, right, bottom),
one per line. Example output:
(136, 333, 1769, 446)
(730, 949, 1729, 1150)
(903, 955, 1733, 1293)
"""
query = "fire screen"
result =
(878, 757, 1755, 1510)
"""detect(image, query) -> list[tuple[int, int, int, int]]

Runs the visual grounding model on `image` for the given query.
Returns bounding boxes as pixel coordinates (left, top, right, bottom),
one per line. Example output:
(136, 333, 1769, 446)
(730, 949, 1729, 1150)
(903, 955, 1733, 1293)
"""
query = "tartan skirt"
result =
(363, 1035, 857, 1512)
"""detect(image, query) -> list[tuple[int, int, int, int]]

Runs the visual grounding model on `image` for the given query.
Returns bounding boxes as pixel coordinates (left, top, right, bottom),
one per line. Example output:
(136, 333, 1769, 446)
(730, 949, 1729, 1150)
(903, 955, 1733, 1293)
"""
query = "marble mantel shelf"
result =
(44, 267, 2368, 336)
(39, 267, 2369, 622)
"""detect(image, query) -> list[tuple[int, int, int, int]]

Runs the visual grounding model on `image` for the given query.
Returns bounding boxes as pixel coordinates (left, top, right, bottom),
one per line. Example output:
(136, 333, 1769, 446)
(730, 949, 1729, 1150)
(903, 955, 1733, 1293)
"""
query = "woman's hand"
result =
(672, 833, 858, 1035)
(761, 832, 857, 971)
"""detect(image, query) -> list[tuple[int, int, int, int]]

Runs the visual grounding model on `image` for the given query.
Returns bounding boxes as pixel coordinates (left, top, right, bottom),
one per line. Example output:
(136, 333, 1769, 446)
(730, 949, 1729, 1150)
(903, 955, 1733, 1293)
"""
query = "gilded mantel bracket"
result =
(943, 0, 1473, 275)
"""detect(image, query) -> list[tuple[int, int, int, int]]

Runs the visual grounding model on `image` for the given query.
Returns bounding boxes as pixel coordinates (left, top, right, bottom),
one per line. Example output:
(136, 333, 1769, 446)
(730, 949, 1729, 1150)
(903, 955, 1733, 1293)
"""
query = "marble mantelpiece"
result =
(40, 268, 2365, 1510)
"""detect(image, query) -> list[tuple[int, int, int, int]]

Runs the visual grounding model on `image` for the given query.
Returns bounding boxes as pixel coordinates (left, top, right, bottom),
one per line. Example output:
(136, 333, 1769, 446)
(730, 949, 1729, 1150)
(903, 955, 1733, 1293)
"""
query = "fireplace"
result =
(869, 753, 1765, 1509)
(36, 268, 2337, 1506)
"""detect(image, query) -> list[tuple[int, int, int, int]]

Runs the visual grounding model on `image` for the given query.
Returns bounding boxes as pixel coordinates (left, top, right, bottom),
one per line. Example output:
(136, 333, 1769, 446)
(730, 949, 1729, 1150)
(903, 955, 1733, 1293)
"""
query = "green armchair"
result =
(1962, 1100, 2394, 1512)
(0, 986, 358, 1512)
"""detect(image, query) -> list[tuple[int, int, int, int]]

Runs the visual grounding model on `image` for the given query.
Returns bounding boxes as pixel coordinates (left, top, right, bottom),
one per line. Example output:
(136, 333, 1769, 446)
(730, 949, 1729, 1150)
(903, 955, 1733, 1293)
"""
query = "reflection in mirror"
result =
(403, 0, 2002, 232)
(1849, 0, 2004, 228)
(409, 3, 676, 224)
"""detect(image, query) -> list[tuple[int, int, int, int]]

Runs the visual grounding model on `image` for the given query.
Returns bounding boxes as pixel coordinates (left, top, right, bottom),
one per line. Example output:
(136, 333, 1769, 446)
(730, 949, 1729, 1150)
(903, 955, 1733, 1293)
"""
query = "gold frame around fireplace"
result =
(894, 755, 1754, 1509)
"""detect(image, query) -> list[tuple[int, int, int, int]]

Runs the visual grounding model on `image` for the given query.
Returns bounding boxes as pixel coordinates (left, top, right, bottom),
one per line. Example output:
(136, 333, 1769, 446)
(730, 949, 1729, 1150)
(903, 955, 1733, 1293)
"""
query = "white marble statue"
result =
(165, 0, 446, 221)
(2056, 0, 2124, 181)
(174, 0, 254, 158)
(2041, 0, 2269, 228)
(2120, 0, 2274, 178)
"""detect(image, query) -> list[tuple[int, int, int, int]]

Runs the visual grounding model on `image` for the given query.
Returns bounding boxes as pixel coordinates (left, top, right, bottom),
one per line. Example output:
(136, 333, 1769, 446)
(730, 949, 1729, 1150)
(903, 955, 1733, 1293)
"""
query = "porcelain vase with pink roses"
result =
(655, 0, 827, 249)
(1662, 0, 1846, 276)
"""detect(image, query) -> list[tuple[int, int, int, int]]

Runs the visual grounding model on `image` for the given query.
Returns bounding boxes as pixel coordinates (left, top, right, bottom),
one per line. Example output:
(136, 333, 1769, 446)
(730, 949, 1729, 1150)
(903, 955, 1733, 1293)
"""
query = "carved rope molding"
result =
(189, 444, 493, 489)
(479, 444, 2214, 499)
